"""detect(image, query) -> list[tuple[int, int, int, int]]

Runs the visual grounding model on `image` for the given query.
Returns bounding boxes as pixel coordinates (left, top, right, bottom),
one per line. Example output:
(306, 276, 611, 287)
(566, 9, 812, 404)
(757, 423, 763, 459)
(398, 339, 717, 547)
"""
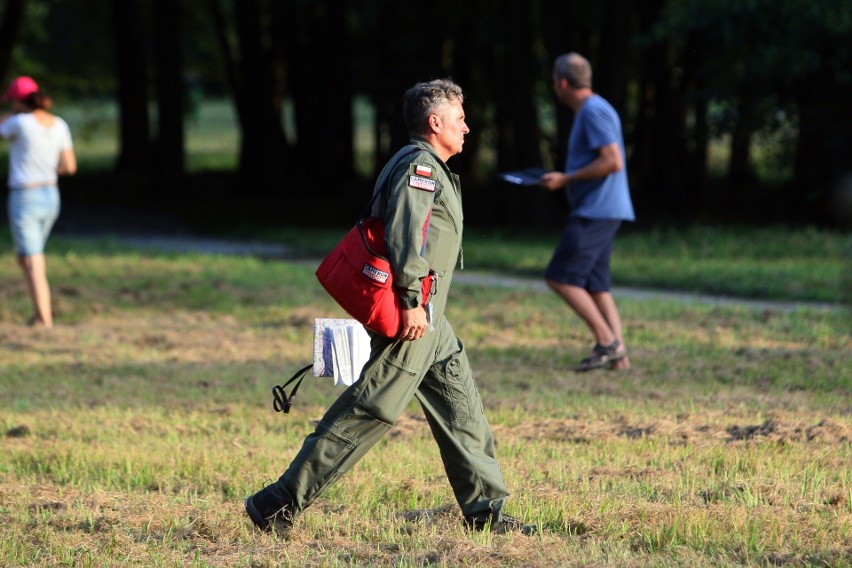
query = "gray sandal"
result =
(575, 340, 626, 372)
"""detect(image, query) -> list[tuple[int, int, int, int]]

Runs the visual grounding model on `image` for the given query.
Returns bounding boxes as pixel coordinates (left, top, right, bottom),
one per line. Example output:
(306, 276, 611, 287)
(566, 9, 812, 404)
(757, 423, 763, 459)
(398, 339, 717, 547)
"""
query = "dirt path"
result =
(51, 230, 844, 314)
(451, 272, 843, 313)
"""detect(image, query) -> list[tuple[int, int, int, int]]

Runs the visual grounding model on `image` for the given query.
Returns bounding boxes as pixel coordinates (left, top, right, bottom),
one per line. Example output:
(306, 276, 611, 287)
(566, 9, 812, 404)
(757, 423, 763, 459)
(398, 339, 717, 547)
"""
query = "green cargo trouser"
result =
(274, 314, 509, 520)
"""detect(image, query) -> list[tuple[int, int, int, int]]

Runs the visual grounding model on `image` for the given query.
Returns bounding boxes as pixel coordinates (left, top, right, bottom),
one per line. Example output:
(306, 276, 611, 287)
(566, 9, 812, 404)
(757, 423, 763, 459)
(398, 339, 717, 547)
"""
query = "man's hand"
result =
(399, 306, 429, 341)
(539, 143, 621, 192)
(540, 171, 570, 191)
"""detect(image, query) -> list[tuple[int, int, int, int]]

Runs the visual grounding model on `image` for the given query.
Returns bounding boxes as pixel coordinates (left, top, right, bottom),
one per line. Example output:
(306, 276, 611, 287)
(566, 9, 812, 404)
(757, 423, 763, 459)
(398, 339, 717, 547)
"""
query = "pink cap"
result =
(3, 76, 39, 102)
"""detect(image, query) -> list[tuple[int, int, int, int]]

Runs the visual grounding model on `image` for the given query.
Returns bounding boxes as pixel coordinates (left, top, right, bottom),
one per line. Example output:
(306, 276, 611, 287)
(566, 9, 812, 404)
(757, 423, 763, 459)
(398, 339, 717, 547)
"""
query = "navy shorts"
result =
(545, 217, 621, 292)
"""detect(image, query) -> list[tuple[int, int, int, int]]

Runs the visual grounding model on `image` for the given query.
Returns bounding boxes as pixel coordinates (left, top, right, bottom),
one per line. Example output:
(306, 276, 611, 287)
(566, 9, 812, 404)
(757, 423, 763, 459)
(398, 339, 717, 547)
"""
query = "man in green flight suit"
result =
(245, 78, 531, 535)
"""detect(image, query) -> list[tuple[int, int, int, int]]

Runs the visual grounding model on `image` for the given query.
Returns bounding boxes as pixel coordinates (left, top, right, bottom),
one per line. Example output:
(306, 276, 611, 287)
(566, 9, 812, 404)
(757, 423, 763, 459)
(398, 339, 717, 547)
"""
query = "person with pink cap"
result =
(1, 76, 76, 328)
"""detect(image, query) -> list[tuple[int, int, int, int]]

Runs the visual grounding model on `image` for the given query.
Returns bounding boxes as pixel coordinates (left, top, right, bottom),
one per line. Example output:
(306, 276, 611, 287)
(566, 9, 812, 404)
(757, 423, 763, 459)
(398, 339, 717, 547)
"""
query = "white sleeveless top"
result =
(0, 112, 73, 189)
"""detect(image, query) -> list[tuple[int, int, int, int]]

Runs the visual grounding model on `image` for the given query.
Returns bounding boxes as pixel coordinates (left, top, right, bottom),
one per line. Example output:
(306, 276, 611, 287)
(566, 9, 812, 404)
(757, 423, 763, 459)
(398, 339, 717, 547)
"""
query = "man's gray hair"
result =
(403, 79, 464, 136)
(554, 52, 593, 89)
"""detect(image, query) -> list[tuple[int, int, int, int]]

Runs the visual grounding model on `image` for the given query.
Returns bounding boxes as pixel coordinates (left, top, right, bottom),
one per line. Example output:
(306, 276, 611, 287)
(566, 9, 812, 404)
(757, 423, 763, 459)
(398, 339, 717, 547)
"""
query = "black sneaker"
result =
(464, 513, 537, 535)
(244, 484, 294, 534)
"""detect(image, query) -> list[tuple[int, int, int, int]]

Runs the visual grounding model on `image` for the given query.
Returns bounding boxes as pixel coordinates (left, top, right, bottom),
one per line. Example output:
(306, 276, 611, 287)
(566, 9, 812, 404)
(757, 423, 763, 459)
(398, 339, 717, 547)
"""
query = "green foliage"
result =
(2, 1, 848, 223)
(636, 0, 852, 207)
(9, 0, 115, 96)
(651, 0, 852, 85)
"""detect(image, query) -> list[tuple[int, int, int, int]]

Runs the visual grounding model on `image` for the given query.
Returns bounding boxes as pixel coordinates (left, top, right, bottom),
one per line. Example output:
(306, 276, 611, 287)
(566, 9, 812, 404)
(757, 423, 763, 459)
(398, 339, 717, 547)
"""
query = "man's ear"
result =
(428, 113, 442, 133)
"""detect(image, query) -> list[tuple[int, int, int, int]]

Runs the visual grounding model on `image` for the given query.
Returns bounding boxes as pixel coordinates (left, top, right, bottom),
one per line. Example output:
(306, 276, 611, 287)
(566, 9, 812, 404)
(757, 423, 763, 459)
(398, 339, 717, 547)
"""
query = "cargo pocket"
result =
(308, 423, 357, 499)
(438, 352, 474, 425)
(354, 350, 421, 425)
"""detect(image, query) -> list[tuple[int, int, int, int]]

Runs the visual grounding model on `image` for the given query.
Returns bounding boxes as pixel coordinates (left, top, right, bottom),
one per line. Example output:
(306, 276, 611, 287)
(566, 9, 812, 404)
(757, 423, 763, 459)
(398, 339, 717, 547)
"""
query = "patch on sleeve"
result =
(408, 175, 437, 192)
(411, 163, 433, 178)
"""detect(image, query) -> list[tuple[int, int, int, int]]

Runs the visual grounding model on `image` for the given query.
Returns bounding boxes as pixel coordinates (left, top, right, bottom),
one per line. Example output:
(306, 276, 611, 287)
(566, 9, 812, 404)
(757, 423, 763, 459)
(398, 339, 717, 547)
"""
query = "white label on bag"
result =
(362, 263, 389, 284)
(409, 175, 436, 192)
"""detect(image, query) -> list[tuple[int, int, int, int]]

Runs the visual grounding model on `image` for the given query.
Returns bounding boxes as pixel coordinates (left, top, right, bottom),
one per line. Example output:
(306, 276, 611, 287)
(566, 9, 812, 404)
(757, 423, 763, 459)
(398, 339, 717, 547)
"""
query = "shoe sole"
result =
(575, 351, 628, 372)
(244, 496, 269, 532)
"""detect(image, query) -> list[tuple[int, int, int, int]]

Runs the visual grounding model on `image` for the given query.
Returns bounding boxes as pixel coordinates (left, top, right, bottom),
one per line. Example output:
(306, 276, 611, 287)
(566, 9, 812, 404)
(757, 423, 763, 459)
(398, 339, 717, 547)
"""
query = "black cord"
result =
(272, 364, 313, 414)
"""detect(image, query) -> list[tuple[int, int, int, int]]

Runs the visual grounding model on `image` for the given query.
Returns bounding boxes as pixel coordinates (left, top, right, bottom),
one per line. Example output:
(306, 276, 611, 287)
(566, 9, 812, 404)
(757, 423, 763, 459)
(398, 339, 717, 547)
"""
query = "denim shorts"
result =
(7, 185, 60, 256)
(545, 217, 621, 292)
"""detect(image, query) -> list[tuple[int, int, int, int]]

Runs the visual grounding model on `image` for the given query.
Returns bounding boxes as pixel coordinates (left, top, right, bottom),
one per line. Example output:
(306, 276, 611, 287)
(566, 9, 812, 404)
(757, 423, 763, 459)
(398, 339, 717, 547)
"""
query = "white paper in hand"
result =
(314, 318, 370, 386)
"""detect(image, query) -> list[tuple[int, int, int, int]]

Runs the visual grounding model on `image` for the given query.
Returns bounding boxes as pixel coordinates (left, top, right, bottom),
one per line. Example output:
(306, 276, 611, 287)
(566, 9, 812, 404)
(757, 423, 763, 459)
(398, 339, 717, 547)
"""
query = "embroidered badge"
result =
(409, 175, 437, 192)
(415, 165, 432, 178)
(362, 263, 389, 284)
(410, 163, 433, 178)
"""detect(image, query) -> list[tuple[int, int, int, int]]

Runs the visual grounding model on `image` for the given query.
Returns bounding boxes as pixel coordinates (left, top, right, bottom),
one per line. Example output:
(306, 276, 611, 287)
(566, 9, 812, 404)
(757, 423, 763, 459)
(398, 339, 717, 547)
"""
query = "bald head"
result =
(553, 52, 593, 90)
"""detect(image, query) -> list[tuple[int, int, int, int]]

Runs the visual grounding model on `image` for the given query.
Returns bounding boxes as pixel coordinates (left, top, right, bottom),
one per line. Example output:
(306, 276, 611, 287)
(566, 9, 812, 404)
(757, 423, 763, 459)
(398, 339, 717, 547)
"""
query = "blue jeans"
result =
(7, 185, 60, 256)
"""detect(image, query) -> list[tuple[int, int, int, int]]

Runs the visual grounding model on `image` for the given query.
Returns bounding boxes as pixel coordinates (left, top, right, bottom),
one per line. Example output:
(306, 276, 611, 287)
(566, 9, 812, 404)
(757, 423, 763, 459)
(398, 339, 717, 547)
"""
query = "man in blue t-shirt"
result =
(539, 52, 635, 371)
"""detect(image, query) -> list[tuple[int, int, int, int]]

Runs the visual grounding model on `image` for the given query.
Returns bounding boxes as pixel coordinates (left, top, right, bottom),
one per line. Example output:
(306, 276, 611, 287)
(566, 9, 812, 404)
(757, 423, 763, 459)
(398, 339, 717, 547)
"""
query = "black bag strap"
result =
(272, 364, 313, 414)
(358, 145, 423, 220)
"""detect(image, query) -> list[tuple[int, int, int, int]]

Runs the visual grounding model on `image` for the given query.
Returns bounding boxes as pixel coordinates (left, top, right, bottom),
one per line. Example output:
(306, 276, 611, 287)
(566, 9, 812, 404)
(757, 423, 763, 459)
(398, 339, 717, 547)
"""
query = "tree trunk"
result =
(153, 0, 185, 187)
(204, 0, 242, 113)
(598, 0, 632, 119)
(204, 0, 288, 188)
(112, 0, 150, 173)
(493, 0, 541, 172)
(366, 1, 442, 172)
(794, 66, 852, 222)
(682, 31, 709, 211)
(632, 0, 695, 219)
(284, 0, 352, 179)
(235, 0, 288, 182)
(0, 0, 26, 82)
(727, 95, 755, 187)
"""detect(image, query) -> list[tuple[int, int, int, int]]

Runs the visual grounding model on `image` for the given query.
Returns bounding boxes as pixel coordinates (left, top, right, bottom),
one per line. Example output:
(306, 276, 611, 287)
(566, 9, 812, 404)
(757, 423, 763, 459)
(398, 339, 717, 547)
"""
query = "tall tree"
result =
(205, 0, 289, 183)
(153, 0, 185, 186)
(788, 2, 852, 220)
(645, 0, 852, 221)
(113, 0, 150, 174)
(0, 0, 26, 82)
(235, 0, 288, 179)
(597, 0, 633, 119)
(491, 0, 542, 173)
(680, 30, 710, 209)
(356, 0, 462, 173)
(284, 0, 352, 178)
(631, 0, 698, 218)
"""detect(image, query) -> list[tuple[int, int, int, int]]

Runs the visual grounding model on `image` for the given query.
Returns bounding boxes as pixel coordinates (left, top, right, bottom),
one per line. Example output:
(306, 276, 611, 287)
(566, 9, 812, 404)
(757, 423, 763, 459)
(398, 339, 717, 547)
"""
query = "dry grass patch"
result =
(0, 249, 849, 566)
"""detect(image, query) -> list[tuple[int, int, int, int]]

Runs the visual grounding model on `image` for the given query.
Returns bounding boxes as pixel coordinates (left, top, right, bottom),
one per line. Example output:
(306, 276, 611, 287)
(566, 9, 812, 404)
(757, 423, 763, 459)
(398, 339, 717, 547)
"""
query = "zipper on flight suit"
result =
(433, 161, 464, 271)
(435, 194, 463, 270)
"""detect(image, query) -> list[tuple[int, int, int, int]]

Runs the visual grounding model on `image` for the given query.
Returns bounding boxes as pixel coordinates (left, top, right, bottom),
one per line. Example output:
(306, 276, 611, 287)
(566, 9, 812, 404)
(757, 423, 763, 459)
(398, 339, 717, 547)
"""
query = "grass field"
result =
(0, 229, 849, 566)
(244, 224, 850, 305)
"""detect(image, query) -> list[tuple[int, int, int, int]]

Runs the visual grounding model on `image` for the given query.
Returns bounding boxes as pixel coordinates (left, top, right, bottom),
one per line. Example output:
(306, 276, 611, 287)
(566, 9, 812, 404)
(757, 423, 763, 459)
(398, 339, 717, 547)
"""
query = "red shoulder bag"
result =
(315, 148, 434, 338)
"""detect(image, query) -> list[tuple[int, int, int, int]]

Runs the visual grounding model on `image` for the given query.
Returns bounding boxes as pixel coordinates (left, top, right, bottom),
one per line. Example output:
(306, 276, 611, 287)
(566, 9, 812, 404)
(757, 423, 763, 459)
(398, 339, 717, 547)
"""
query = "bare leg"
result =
(546, 279, 616, 346)
(18, 254, 53, 328)
(590, 291, 630, 368)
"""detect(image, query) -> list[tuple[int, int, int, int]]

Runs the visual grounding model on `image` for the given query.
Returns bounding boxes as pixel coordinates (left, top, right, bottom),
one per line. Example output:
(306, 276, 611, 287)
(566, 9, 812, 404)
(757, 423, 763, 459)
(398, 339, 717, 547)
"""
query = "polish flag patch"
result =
(415, 165, 432, 178)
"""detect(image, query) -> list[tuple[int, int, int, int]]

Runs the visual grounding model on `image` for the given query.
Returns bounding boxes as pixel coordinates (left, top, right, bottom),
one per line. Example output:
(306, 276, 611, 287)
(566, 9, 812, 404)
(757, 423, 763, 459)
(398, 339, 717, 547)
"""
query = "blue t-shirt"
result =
(565, 95, 635, 221)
